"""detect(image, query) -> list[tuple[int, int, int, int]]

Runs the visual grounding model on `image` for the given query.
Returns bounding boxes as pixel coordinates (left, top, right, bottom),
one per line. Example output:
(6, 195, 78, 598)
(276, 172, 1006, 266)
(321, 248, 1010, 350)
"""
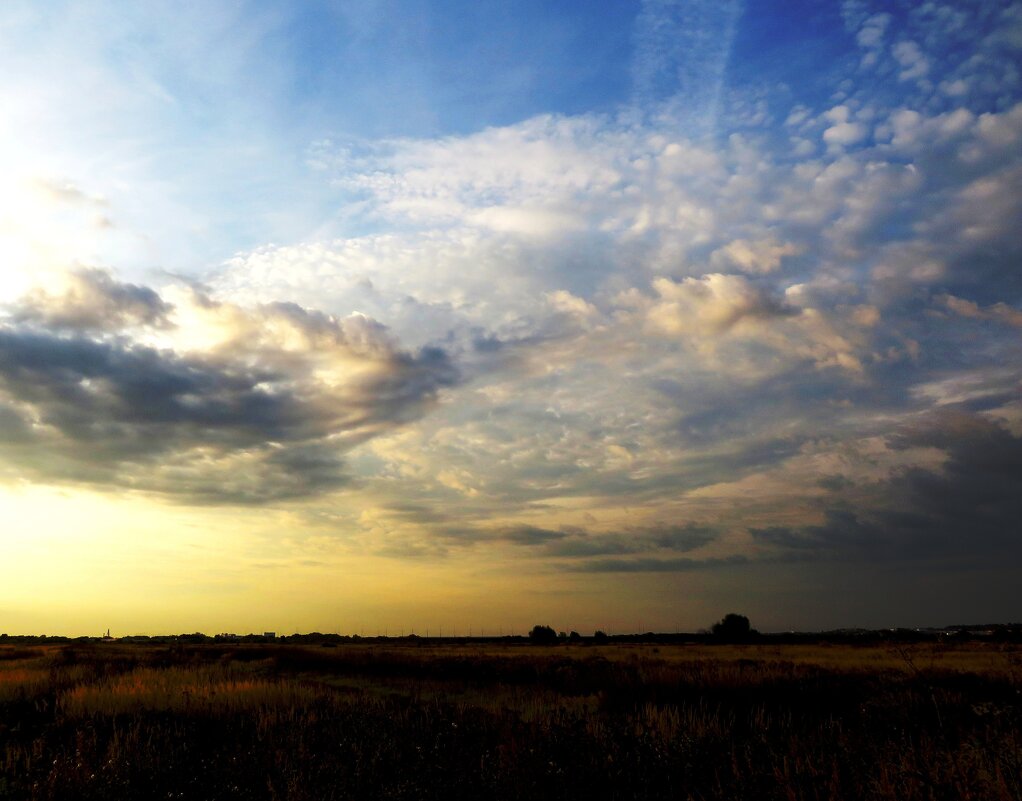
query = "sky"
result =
(0, 0, 1020, 636)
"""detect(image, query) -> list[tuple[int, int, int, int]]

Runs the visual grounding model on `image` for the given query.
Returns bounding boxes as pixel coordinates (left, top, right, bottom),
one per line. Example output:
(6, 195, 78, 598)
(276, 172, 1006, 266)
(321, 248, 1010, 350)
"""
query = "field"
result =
(1, 639, 1020, 800)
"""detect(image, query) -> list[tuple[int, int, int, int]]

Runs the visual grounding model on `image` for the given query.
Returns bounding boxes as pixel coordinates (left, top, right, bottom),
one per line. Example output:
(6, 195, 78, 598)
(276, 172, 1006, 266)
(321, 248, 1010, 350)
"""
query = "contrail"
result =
(631, 0, 744, 138)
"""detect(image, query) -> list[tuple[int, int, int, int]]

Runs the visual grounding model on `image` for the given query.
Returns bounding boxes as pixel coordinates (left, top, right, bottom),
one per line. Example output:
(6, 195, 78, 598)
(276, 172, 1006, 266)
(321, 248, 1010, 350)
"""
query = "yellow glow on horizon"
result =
(0, 484, 311, 635)
(0, 484, 501, 636)
(0, 481, 693, 638)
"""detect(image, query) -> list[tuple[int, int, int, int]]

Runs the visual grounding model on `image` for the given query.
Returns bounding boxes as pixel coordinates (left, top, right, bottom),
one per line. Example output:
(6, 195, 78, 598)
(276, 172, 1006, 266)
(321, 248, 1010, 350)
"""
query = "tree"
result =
(528, 624, 558, 644)
(712, 613, 752, 640)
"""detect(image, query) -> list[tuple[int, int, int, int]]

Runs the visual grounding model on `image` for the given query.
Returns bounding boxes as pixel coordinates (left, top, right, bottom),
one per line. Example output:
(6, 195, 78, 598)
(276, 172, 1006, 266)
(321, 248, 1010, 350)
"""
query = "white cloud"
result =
(856, 13, 891, 48)
(646, 273, 788, 336)
(821, 105, 869, 150)
(710, 237, 802, 275)
(892, 40, 930, 81)
(824, 121, 869, 149)
(643, 274, 863, 373)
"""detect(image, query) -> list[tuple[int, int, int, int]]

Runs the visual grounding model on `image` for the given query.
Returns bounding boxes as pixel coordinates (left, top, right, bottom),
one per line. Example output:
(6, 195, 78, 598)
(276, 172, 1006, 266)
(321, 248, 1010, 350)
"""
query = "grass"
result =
(0, 641, 1019, 800)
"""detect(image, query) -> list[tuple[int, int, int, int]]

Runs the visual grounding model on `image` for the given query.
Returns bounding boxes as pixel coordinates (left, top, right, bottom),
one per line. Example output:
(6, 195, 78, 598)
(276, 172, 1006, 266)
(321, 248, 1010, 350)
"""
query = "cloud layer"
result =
(1, 0, 1020, 625)
(0, 272, 456, 503)
(207, 1, 1022, 576)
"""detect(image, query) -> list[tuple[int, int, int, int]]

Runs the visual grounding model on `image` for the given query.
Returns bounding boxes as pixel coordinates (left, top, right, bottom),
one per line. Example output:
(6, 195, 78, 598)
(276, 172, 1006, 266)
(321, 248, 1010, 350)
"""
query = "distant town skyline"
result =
(1, 0, 1020, 636)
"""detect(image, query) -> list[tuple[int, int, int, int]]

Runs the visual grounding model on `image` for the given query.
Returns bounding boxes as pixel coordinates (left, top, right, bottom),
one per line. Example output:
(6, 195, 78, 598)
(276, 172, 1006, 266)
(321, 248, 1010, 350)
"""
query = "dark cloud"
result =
(647, 523, 718, 551)
(366, 520, 722, 563)
(563, 555, 749, 573)
(502, 521, 718, 559)
(0, 329, 305, 447)
(499, 525, 568, 545)
(10, 269, 172, 331)
(750, 409, 1022, 565)
(0, 404, 34, 444)
(0, 285, 458, 504)
(385, 503, 461, 526)
(545, 537, 637, 558)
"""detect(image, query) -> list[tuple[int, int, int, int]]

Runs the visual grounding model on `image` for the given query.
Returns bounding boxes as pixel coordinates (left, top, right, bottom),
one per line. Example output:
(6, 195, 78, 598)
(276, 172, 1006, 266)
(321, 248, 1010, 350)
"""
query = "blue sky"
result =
(0, 1, 1020, 635)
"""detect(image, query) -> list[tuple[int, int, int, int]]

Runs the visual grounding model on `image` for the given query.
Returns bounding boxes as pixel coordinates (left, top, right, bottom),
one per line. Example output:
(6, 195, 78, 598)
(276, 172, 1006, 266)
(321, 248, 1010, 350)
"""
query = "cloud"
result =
(630, 0, 743, 133)
(938, 294, 1022, 327)
(564, 554, 747, 573)
(709, 237, 802, 275)
(891, 41, 930, 82)
(499, 525, 568, 546)
(436, 521, 727, 569)
(32, 179, 108, 210)
(225, 93, 1022, 374)
(646, 273, 792, 336)
(910, 368, 1021, 409)
(750, 409, 1022, 565)
(0, 280, 457, 503)
(540, 523, 718, 558)
(206, 8, 1022, 574)
(856, 13, 891, 49)
(3, 0, 1020, 603)
(642, 274, 865, 373)
(822, 105, 870, 150)
(10, 269, 172, 331)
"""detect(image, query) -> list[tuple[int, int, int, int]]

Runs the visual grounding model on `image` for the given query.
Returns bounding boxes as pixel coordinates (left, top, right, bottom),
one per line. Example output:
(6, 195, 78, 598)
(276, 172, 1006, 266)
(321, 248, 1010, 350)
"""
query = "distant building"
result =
(263, 631, 276, 639)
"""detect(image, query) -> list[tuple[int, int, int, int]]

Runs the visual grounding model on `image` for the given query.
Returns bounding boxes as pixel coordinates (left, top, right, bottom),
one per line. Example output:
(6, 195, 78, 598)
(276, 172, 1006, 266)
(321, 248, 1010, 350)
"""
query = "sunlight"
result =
(0, 169, 102, 303)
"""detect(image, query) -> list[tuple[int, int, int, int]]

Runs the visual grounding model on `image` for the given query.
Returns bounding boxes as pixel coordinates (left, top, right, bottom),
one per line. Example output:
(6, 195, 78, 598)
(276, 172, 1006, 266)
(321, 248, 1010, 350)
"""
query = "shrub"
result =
(712, 613, 753, 641)
(528, 625, 558, 645)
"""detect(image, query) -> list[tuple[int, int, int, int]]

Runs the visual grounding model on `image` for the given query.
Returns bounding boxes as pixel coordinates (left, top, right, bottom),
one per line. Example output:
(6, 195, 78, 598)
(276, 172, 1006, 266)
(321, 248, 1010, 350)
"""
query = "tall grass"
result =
(57, 666, 322, 717)
(0, 641, 1018, 800)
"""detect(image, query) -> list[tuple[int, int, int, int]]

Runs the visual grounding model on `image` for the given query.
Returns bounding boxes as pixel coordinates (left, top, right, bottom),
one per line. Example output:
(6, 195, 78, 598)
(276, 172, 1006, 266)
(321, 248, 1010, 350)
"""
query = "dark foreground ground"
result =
(1, 640, 1019, 800)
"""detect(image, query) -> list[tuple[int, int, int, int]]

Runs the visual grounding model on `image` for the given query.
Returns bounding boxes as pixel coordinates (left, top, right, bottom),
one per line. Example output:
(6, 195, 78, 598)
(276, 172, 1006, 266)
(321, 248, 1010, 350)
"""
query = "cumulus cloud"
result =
(892, 40, 930, 81)
(640, 274, 868, 373)
(0, 279, 457, 503)
(822, 105, 869, 150)
(10, 269, 172, 331)
(709, 237, 802, 275)
(646, 273, 793, 336)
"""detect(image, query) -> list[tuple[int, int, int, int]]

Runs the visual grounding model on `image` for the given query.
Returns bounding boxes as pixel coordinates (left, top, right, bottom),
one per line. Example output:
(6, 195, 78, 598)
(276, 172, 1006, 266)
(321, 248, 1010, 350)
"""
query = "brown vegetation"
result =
(0, 641, 1019, 799)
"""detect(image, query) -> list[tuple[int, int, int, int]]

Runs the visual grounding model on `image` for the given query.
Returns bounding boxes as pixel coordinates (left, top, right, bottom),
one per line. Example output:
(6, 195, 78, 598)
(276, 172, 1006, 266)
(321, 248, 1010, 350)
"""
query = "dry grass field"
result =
(1, 639, 1019, 800)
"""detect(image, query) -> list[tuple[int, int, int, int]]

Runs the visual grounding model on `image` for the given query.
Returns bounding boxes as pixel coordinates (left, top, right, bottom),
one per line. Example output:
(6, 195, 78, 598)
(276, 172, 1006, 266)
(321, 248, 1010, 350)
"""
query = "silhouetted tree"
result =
(712, 613, 752, 641)
(593, 630, 608, 642)
(528, 625, 558, 644)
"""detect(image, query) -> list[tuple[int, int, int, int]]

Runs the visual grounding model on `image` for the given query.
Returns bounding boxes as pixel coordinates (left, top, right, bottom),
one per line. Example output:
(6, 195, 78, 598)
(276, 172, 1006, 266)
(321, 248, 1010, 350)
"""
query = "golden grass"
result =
(57, 666, 324, 717)
(0, 667, 51, 702)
